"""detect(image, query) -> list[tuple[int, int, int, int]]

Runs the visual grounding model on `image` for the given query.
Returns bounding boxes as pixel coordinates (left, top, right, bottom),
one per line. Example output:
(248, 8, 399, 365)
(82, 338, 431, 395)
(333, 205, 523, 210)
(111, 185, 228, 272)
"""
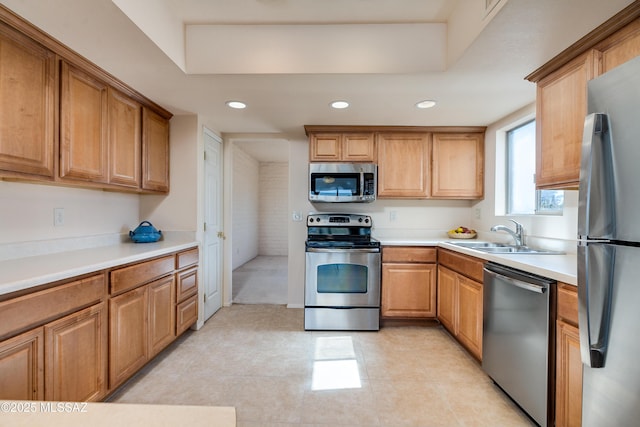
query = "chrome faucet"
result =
(491, 219, 525, 247)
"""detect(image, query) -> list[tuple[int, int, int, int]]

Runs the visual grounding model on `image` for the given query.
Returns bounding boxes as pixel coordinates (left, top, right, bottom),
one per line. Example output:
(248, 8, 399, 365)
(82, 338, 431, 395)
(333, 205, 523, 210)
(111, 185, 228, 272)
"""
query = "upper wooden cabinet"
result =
(60, 62, 109, 183)
(431, 133, 484, 199)
(306, 126, 486, 200)
(0, 21, 56, 179)
(377, 132, 431, 198)
(526, 4, 640, 190)
(308, 132, 376, 162)
(142, 107, 170, 193)
(109, 88, 142, 188)
(534, 51, 598, 189)
(0, 5, 172, 193)
(597, 19, 640, 74)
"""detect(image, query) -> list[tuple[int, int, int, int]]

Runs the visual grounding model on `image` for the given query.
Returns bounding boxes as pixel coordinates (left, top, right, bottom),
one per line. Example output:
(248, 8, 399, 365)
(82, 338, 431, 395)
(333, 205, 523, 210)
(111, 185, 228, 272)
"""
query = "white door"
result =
(203, 128, 223, 320)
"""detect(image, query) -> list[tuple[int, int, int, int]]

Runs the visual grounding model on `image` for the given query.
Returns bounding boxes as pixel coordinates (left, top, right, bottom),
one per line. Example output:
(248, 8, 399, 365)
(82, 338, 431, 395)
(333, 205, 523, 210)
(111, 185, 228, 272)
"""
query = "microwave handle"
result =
(360, 170, 365, 197)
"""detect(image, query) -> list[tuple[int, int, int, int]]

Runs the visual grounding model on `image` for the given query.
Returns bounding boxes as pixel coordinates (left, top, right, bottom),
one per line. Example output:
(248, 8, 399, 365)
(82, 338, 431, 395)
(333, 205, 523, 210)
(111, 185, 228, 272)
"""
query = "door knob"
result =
(217, 231, 226, 240)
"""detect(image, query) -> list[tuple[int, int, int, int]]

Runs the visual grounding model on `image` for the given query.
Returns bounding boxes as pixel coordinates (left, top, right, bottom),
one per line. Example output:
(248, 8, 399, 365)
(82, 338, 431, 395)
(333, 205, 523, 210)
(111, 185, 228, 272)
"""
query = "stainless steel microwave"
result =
(309, 163, 377, 203)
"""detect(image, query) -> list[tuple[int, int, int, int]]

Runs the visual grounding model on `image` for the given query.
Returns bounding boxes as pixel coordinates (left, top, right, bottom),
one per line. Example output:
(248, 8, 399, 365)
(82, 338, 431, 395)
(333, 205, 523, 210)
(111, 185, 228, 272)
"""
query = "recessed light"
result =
(330, 100, 349, 109)
(416, 100, 437, 109)
(226, 100, 247, 109)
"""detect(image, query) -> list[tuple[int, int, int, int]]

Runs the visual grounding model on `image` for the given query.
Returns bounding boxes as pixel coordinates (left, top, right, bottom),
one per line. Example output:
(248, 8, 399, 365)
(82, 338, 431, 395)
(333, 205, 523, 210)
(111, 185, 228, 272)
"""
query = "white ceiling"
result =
(0, 0, 634, 161)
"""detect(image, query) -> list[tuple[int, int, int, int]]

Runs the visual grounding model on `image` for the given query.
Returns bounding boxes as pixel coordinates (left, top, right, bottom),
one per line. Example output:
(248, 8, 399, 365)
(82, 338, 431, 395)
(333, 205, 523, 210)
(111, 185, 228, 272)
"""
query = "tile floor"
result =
(110, 304, 536, 427)
(232, 256, 288, 305)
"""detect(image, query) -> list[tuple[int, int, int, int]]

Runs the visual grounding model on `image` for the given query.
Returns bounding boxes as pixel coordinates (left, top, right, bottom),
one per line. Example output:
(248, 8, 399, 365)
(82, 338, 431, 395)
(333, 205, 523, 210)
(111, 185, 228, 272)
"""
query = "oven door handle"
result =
(306, 247, 380, 253)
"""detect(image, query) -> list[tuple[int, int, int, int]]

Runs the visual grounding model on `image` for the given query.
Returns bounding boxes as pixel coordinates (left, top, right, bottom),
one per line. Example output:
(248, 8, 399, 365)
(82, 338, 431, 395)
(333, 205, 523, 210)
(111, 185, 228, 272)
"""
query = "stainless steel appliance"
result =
(304, 213, 381, 330)
(309, 163, 377, 203)
(578, 55, 640, 426)
(483, 262, 555, 427)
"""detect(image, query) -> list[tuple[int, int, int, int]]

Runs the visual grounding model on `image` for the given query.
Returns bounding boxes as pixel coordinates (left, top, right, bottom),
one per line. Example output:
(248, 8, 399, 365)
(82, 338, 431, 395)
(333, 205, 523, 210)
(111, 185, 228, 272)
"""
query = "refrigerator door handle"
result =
(578, 113, 615, 240)
(578, 243, 615, 368)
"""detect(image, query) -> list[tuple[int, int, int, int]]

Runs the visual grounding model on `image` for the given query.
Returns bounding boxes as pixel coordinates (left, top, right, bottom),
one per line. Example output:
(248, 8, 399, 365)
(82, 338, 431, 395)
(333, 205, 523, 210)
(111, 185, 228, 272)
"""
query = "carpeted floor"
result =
(232, 255, 288, 304)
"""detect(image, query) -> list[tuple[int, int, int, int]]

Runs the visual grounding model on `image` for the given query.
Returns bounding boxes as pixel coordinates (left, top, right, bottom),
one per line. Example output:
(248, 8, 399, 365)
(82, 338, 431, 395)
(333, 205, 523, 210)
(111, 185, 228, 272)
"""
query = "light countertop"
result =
(378, 237, 577, 286)
(0, 401, 235, 427)
(0, 235, 198, 297)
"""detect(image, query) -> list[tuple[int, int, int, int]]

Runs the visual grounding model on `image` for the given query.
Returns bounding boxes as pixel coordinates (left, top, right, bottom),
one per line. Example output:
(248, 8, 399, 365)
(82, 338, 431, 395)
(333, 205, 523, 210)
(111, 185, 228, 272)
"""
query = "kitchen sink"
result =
(449, 241, 564, 255)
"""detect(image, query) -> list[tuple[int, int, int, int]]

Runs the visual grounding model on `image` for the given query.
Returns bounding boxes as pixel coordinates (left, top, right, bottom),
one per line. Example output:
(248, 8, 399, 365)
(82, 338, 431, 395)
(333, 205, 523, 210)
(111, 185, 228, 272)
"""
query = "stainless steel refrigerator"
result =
(578, 54, 640, 427)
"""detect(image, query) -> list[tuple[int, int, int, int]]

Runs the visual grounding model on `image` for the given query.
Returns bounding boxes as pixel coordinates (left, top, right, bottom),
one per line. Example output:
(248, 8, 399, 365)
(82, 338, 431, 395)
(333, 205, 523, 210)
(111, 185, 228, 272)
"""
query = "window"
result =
(506, 120, 564, 215)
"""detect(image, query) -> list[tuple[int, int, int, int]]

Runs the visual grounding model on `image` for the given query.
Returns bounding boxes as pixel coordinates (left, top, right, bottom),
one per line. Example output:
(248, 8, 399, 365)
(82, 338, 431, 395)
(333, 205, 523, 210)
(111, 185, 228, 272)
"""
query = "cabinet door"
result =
(598, 19, 640, 74)
(0, 23, 56, 178)
(556, 320, 583, 427)
(456, 276, 483, 360)
(536, 50, 599, 189)
(60, 62, 108, 182)
(381, 263, 436, 318)
(148, 276, 176, 357)
(109, 88, 141, 188)
(431, 133, 484, 199)
(109, 286, 148, 389)
(309, 133, 341, 161)
(0, 328, 44, 400)
(377, 133, 430, 198)
(342, 133, 376, 162)
(436, 266, 456, 333)
(44, 302, 107, 402)
(142, 107, 170, 192)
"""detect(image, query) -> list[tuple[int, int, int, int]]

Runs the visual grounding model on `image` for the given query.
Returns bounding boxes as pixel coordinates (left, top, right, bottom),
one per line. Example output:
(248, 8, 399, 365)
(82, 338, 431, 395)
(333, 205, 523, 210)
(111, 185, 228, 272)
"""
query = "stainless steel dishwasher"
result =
(482, 262, 555, 427)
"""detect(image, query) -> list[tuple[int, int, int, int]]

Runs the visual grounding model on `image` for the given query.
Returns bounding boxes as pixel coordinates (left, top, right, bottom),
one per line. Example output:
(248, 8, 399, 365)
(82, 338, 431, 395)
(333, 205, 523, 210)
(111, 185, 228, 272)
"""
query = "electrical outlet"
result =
(475, 208, 481, 220)
(389, 210, 397, 222)
(54, 208, 64, 226)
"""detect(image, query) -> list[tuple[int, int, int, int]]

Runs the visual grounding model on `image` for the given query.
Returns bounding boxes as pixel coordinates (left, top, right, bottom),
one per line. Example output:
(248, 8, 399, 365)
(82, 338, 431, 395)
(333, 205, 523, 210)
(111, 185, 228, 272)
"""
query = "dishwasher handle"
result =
(484, 267, 548, 294)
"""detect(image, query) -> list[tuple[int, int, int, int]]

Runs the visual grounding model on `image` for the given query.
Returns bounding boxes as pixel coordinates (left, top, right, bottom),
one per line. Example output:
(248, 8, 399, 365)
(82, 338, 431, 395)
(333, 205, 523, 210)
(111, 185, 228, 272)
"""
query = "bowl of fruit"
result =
(447, 226, 477, 239)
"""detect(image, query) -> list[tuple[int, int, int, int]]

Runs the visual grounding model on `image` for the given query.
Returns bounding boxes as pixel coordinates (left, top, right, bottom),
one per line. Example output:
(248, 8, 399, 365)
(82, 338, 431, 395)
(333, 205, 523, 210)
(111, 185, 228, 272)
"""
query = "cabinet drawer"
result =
(176, 294, 198, 336)
(437, 249, 485, 282)
(110, 255, 174, 296)
(176, 248, 198, 270)
(382, 246, 437, 263)
(0, 274, 105, 340)
(176, 267, 198, 303)
(557, 283, 579, 327)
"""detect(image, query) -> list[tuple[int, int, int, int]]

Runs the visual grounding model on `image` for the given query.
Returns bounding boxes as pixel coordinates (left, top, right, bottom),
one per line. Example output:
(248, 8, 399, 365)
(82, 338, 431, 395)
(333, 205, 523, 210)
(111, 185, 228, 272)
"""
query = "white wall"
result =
(140, 114, 199, 231)
(258, 162, 288, 256)
(470, 102, 578, 251)
(0, 181, 138, 245)
(231, 146, 259, 269)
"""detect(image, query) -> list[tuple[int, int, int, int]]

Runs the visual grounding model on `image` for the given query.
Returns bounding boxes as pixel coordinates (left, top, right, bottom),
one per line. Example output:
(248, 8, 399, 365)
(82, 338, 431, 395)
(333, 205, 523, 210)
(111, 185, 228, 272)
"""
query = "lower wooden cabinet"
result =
(149, 276, 176, 357)
(0, 327, 44, 400)
(109, 285, 148, 389)
(109, 275, 176, 389)
(437, 249, 485, 360)
(0, 247, 198, 402)
(381, 246, 437, 318)
(44, 302, 107, 402)
(556, 283, 582, 427)
(455, 275, 483, 359)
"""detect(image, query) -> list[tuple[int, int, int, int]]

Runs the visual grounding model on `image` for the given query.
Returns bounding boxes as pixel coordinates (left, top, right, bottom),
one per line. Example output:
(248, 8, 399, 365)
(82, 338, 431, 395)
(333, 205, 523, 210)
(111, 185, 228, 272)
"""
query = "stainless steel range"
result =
(304, 213, 381, 331)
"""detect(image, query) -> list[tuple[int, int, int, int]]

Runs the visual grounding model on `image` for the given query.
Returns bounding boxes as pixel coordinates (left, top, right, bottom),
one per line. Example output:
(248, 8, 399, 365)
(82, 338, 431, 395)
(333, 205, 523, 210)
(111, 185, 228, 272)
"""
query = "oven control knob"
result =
(364, 218, 370, 223)
(358, 217, 363, 222)
(309, 218, 314, 223)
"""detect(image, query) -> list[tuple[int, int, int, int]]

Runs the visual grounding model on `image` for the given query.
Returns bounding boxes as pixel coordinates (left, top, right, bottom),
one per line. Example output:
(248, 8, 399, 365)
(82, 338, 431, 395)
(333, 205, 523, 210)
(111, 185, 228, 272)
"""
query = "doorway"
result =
(230, 138, 289, 305)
